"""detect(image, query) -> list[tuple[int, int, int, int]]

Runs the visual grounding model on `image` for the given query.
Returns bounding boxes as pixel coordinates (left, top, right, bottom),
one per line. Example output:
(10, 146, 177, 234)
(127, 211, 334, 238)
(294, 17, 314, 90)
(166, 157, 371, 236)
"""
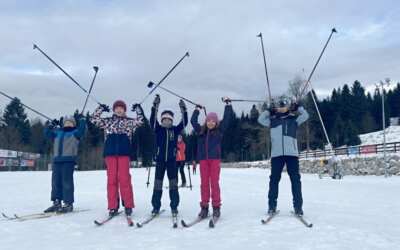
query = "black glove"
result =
(153, 94, 161, 109)
(195, 105, 203, 110)
(179, 99, 187, 113)
(261, 103, 268, 111)
(290, 102, 300, 112)
(51, 119, 60, 127)
(268, 104, 276, 115)
(132, 103, 144, 115)
(221, 97, 231, 104)
(100, 104, 110, 112)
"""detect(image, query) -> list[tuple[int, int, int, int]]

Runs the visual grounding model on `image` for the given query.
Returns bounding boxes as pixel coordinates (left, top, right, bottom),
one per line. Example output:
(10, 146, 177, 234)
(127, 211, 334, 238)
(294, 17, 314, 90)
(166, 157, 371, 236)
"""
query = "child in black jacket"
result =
(149, 94, 188, 216)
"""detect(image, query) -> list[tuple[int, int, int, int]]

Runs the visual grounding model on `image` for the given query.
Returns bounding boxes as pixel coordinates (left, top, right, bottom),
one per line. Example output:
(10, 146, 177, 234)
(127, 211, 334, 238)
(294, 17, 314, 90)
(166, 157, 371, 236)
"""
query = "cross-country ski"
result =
(261, 210, 280, 225)
(136, 209, 166, 228)
(94, 211, 123, 226)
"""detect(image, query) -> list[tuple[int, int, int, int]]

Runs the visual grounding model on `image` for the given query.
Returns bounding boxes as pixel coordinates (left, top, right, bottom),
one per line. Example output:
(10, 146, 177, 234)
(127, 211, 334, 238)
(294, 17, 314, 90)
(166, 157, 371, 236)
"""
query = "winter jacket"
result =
(191, 105, 234, 161)
(176, 141, 186, 162)
(258, 107, 309, 158)
(150, 107, 188, 162)
(45, 118, 86, 163)
(90, 106, 143, 157)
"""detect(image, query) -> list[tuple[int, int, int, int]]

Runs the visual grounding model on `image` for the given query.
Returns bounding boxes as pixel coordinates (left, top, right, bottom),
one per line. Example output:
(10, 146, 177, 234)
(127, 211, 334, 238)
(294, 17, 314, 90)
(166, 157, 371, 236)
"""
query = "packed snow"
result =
(0, 168, 399, 250)
(359, 125, 400, 145)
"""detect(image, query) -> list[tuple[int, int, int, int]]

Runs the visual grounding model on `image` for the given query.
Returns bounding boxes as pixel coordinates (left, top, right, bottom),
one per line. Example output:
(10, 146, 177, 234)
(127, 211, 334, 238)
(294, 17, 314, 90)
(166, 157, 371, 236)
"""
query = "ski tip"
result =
(209, 220, 214, 228)
(180, 220, 187, 227)
(94, 220, 102, 226)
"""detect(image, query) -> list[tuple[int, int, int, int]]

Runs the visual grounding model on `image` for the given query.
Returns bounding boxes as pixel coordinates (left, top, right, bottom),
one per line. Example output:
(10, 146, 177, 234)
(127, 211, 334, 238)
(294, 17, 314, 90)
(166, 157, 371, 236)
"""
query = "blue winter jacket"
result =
(258, 107, 309, 158)
(45, 118, 86, 163)
(150, 107, 188, 162)
(191, 105, 234, 161)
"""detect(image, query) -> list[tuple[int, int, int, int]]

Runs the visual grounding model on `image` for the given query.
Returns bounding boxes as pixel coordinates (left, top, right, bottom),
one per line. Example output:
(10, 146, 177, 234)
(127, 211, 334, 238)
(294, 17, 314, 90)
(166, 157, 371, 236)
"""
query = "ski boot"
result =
(125, 208, 132, 216)
(58, 203, 73, 213)
(294, 207, 304, 216)
(267, 207, 277, 215)
(151, 208, 160, 216)
(198, 206, 209, 219)
(180, 182, 187, 188)
(109, 208, 119, 217)
(171, 209, 179, 217)
(212, 207, 221, 218)
(44, 200, 61, 213)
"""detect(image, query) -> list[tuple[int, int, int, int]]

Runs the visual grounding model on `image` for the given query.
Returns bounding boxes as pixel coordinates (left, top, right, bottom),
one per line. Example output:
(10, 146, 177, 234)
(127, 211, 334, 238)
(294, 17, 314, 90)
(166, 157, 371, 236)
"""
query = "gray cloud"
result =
(0, 0, 399, 122)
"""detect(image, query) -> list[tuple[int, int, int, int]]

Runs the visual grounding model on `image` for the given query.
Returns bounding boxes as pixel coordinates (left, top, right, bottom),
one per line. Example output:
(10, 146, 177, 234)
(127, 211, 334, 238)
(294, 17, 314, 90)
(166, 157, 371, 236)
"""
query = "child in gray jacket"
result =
(258, 96, 309, 216)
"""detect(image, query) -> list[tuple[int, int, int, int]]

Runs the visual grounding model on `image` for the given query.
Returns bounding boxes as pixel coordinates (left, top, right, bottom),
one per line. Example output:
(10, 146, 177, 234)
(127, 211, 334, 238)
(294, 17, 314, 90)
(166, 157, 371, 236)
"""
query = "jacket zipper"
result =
(165, 129, 169, 162)
(58, 131, 65, 157)
(206, 130, 209, 159)
(281, 120, 285, 156)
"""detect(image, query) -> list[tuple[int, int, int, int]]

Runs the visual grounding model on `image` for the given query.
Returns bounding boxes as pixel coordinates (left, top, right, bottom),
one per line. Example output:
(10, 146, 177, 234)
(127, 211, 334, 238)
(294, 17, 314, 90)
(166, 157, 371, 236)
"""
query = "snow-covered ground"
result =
(360, 125, 400, 145)
(1, 168, 399, 250)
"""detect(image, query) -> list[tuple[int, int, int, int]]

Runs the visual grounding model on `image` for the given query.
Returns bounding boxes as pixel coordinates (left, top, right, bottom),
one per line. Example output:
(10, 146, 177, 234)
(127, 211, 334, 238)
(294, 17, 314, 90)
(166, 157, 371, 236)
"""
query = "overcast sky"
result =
(0, 0, 399, 122)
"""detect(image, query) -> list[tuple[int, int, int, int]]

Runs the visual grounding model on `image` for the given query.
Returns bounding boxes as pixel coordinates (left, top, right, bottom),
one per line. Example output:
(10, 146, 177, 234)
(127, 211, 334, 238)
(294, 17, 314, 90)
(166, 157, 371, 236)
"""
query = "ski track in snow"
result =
(0, 168, 399, 250)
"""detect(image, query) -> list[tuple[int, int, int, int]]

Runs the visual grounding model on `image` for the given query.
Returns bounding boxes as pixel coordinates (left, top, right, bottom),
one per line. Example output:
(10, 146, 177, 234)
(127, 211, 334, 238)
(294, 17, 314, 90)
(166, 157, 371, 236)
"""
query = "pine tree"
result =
(2, 98, 31, 145)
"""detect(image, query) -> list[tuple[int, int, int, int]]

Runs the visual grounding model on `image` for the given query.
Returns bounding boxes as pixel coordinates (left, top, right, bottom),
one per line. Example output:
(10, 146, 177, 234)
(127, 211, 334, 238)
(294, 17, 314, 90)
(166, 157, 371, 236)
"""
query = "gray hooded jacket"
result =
(258, 107, 309, 158)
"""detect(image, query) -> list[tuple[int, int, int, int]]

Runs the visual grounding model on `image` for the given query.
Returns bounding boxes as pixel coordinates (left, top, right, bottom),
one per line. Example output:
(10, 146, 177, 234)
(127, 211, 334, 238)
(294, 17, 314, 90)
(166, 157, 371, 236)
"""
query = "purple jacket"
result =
(190, 105, 234, 161)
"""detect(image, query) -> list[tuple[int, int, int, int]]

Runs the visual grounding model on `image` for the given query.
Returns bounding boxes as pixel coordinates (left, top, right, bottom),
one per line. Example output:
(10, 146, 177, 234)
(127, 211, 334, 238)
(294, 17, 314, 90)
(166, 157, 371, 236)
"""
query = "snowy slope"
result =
(359, 126, 400, 145)
(1, 169, 399, 250)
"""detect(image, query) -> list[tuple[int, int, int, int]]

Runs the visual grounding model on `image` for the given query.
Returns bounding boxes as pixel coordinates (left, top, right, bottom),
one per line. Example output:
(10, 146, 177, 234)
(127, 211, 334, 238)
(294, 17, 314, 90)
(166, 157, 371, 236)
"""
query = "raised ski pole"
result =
(298, 28, 337, 100)
(140, 52, 190, 104)
(221, 98, 265, 103)
(257, 33, 272, 104)
(33, 44, 102, 105)
(80, 66, 99, 115)
(0, 90, 53, 121)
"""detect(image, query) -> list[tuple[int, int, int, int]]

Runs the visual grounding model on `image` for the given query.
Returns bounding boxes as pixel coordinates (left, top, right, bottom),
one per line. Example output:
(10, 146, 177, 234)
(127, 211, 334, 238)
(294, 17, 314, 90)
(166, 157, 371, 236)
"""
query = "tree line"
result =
(0, 79, 399, 169)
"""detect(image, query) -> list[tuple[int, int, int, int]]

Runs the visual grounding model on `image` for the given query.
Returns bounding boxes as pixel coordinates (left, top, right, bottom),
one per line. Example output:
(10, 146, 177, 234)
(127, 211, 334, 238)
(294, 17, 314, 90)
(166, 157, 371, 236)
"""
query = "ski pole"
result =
(257, 33, 272, 104)
(140, 52, 190, 104)
(187, 163, 192, 190)
(146, 165, 151, 188)
(221, 97, 265, 103)
(81, 66, 99, 115)
(154, 85, 207, 116)
(298, 28, 337, 100)
(0, 90, 53, 121)
(33, 44, 102, 105)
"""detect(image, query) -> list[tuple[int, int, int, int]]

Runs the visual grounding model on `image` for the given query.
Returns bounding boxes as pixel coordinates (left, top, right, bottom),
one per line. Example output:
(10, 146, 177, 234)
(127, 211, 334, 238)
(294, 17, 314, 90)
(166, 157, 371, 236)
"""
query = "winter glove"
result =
(152, 94, 161, 109)
(51, 119, 60, 127)
(290, 102, 300, 112)
(221, 97, 232, 105)
(100, 104, 110, 112)
(132, 103, 144, 115)
(179, 99, 187, 113)
(195, 104, 203, 110)
(268, 104, 277, 115)
(261, 102, 268, 111)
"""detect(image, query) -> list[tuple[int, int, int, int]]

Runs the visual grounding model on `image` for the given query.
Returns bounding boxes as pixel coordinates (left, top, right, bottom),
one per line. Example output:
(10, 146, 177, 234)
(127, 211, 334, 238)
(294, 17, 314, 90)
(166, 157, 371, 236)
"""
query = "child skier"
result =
(44, 116, 86, 213)
(258, 96, 309, 216)
(150, 94, 188, 217)
(190, 97, 234, 219)
(176, 134, 187, 187)
(90, 100, 144, 217)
